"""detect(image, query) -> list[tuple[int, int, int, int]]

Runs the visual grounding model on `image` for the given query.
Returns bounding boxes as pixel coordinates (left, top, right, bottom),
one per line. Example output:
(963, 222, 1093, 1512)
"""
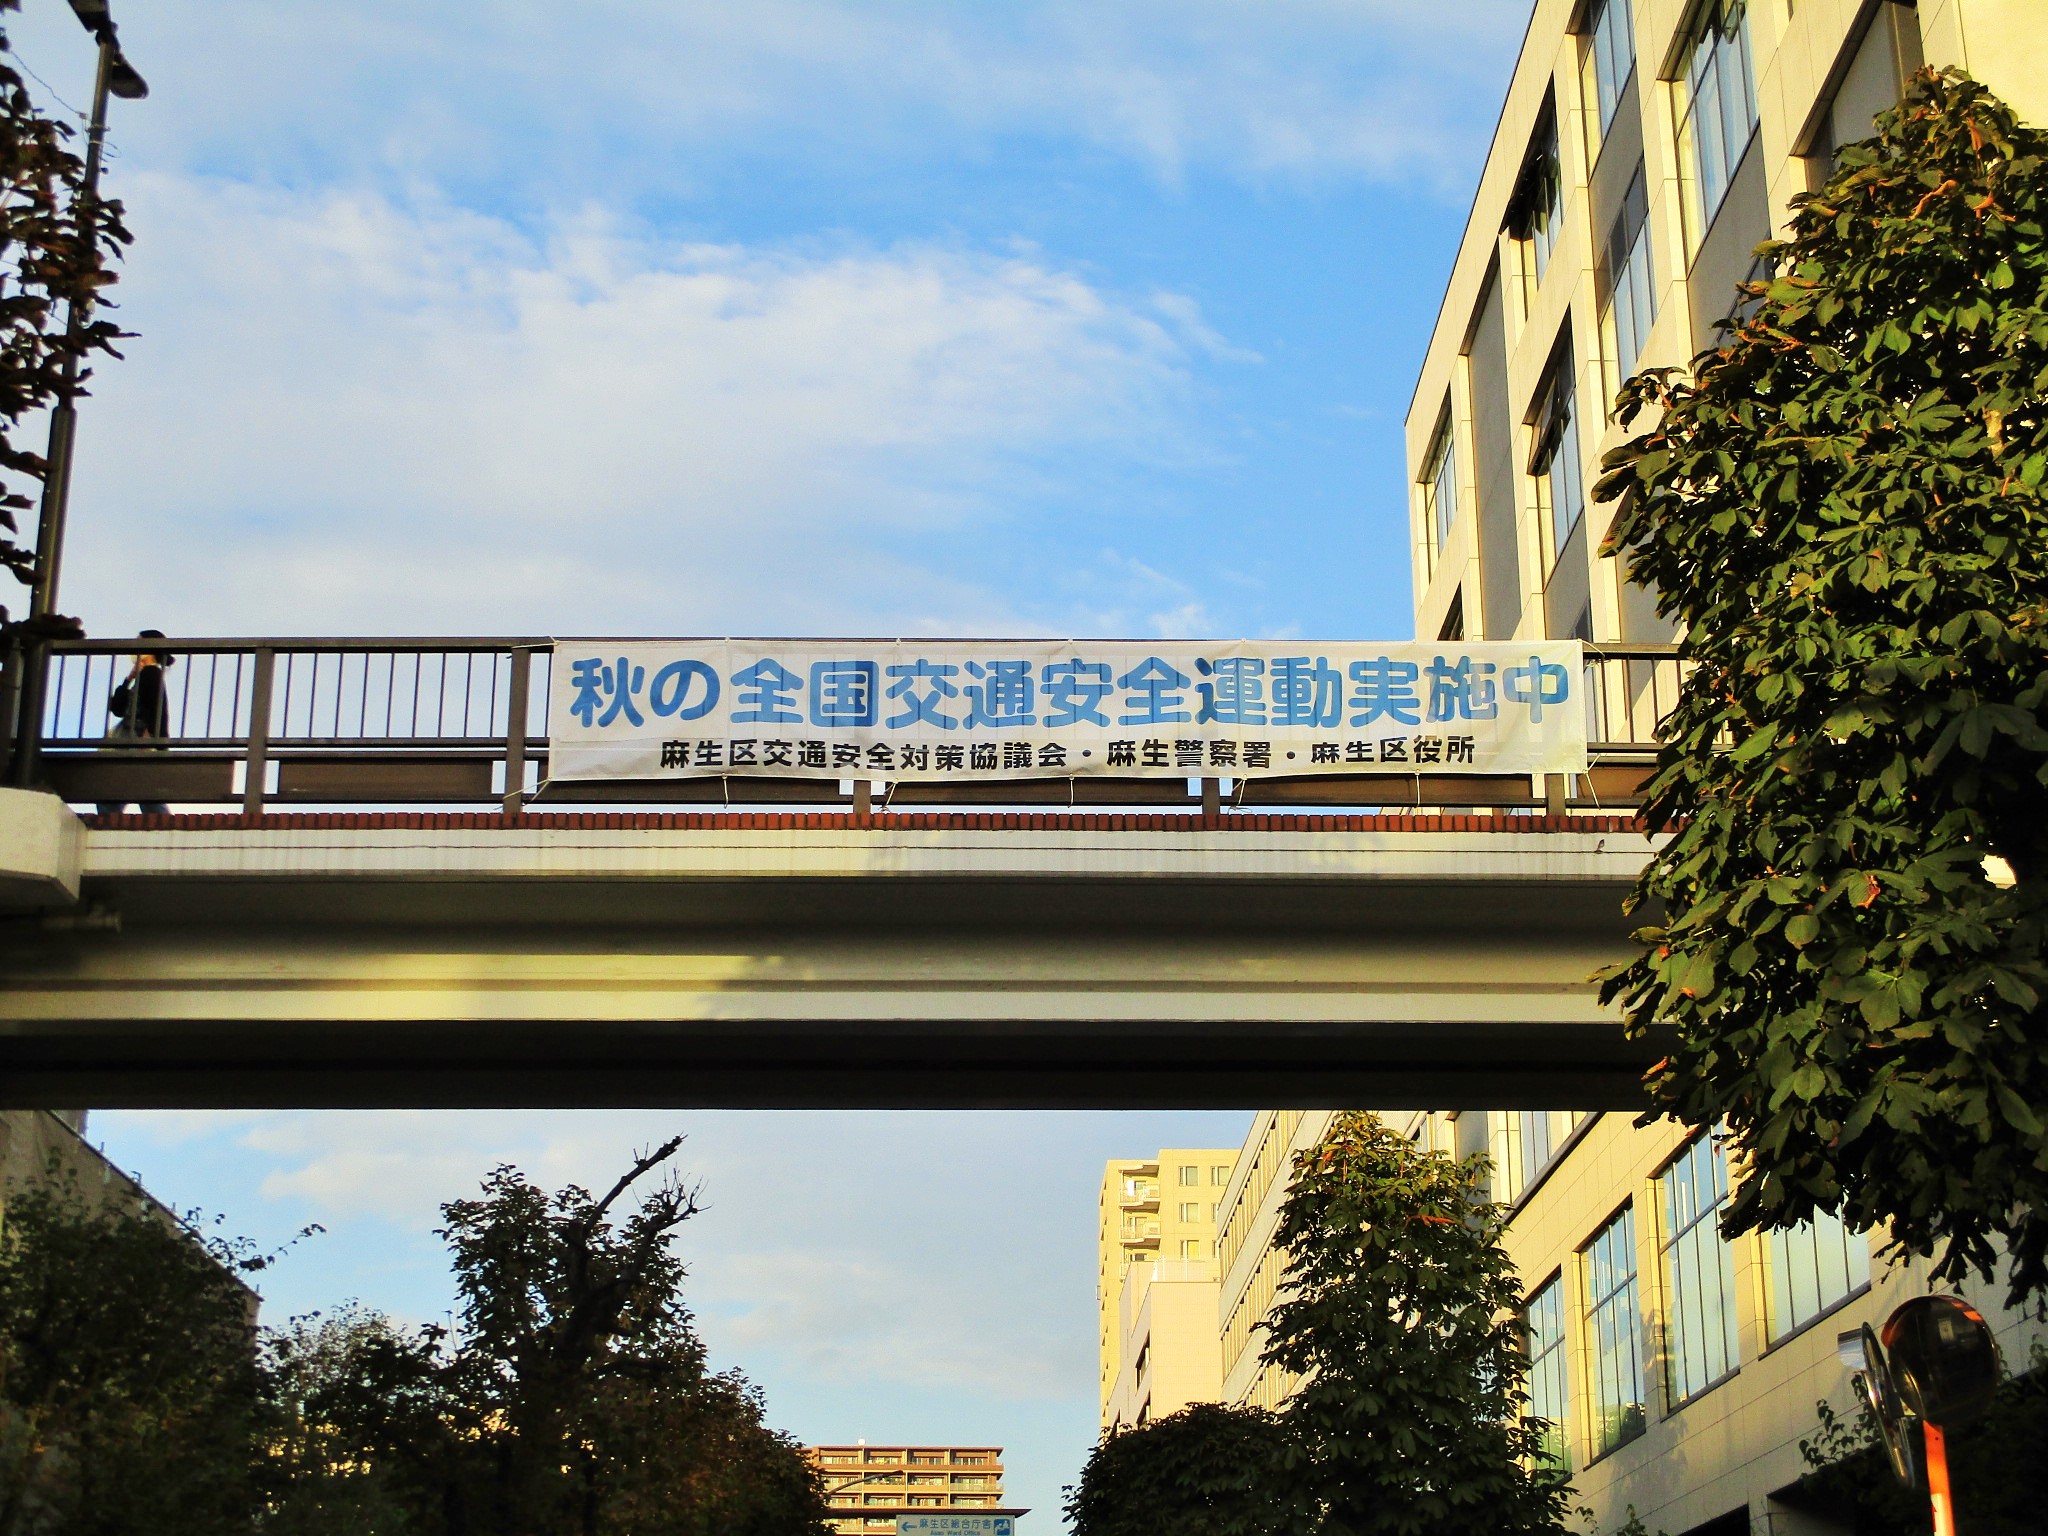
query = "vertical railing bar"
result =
(487, 651, 500, 739)
(412, 653, 423, 740)
(502, 646, 531, 817)
(435, 651, 448, 738)
(277, 653, 294, 742)
(383, 653, 395, 738)
(204, 652, 219, 739)
(243, 648, 275, 819)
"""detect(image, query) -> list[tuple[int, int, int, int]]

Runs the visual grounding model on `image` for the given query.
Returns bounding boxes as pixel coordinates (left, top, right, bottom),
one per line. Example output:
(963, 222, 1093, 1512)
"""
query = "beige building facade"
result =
(1210, 1105, 2045, 1534)
(1096, 1149, 1235, 1429)
(1406, 0, 2048, 655)
(808, 1445, 1018, 1536)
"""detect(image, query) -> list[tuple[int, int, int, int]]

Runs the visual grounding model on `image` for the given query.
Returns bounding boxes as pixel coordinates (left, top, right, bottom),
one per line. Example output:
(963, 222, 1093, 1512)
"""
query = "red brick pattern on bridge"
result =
(83, 810, 1649, 835)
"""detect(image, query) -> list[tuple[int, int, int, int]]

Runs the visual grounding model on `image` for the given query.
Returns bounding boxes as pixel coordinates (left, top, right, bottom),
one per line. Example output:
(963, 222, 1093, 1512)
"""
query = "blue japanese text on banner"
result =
(545, 640, 1590, 783)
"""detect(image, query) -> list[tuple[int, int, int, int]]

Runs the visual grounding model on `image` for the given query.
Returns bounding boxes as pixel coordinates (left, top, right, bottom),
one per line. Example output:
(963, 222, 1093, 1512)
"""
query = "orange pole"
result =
(1925, 1422, 1956, 1536)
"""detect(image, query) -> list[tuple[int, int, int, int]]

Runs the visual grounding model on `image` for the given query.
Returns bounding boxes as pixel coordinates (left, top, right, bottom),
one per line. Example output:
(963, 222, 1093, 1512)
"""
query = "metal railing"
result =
(5, 636, 1684, 817)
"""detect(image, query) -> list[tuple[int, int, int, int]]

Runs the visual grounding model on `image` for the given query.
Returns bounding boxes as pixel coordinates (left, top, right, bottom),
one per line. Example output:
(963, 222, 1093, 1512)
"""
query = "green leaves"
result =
(1596, 69, 2048, 1305)
(1254, 1115, 1573, 1536)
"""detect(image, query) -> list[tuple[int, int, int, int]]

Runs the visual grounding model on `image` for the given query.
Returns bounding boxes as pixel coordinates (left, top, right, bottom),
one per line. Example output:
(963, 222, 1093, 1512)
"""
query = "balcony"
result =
(1119, 1181, 1160, 1210)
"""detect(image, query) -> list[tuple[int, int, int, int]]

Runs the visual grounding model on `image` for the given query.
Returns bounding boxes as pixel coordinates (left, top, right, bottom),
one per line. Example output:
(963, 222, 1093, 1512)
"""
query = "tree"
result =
(0, 0, 130, 645)
(262, 1138, 831, 1536)
(1063, 1403, 1293, 1536)
(1595, 68, 2048, 1301)
(1260, 1113, 1571, 1536)
(0, 1163, 264, 1536)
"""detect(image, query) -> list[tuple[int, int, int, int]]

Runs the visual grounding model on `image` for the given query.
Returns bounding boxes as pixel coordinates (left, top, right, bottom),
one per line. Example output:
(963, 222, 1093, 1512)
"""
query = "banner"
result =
(545, 640, 1588, 784)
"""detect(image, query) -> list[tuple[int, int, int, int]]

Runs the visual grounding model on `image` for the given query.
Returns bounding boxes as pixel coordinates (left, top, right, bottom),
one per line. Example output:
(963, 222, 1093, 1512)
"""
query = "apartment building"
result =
(1096, 1149, 1235, 1429)
(1406, 0, 2047, 653)
(808, 1445, 1020, 1536)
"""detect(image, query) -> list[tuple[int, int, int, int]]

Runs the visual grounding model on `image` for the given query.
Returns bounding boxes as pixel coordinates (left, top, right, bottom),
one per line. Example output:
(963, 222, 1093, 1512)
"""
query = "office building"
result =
(808, 1444, 1021, 1536)
(1096, 1149, 1235, 1428)
(1406, 0, 2047, 652)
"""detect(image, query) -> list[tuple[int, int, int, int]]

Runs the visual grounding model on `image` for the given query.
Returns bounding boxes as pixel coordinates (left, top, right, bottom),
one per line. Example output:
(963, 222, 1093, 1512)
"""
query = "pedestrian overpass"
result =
(0, 637, 1683, 1110)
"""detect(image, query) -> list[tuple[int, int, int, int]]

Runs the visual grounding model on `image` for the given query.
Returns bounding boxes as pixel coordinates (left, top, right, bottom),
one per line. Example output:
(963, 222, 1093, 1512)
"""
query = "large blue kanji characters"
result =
(567, 655, 646, 728)
(1346, 656, 1422, 726)
(1423, 655, 1499, 722)
(810, 660, 879, 727)
(1117, 656, 1191, 726)
(1196, 657, 1266, 725)
(964, 659, 1037, 728)
(732, 657, 804, 724)
(1503, 655, 1571, 722)
(1042, 659, 1112, 728)
(1272, 656, 1342, 728)
(886, 659, 962, 728)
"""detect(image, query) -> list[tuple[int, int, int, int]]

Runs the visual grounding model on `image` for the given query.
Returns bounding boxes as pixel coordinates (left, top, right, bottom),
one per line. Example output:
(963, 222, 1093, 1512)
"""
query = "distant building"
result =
(1096, 1149, 1235, 1429)
(808, 1445, 1021, 1536)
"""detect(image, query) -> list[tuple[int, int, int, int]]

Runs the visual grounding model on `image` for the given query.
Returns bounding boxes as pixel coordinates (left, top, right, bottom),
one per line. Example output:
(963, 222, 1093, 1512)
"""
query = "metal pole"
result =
(9, 37, 114, 787)
(1924, 1422, 1957, 1536)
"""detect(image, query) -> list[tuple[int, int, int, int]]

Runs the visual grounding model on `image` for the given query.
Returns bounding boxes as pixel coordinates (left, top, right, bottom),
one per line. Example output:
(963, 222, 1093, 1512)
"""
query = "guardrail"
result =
(4, 637, 1683, 816)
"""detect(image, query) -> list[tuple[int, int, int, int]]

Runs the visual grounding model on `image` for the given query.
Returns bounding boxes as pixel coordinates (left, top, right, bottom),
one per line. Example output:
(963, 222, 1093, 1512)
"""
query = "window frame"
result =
(1508, 100, 1566, 291)
(1765, 1208, 1873, 1346)
(1599, 162, 1656, 390)
(1523, 1270, 1572, 1471)
(1421, 409, 1459, 565)
(1529, 343, 1587, 567)
(1669, 0, 1758, 243)
(1585, 0, 1638, 141)
(1654, 1133, 1741, 1411)
(1580, 1201, 1647, 1462)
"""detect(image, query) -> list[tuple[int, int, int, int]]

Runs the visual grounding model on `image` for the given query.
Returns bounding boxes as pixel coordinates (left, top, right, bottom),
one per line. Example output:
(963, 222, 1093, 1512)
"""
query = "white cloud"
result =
(703, 1248, 1083, 1399)
(50, 2, 1525, 200)
(61, 175, 1217, 637)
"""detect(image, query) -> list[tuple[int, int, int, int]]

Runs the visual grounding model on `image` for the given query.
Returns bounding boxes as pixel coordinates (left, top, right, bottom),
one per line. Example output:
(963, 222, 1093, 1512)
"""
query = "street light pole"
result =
(7, 3, 145, 786)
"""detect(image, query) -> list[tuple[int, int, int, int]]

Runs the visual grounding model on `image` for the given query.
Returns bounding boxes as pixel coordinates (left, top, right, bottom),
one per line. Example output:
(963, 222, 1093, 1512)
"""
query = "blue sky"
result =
(8, 0, 1529, 1521)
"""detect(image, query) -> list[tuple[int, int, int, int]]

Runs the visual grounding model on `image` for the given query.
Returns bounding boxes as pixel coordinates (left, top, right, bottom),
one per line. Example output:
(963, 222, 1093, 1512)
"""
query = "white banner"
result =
(545, 640, 1588, 784)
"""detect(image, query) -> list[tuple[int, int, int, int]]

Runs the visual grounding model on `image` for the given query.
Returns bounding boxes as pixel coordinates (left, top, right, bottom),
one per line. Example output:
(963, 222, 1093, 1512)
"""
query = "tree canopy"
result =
(1260, 1113, 1570, 1536)
(262, 1137, 832, 1536)
(1596, 68, 2048, 1299)
(1063, 1402, 1292, 1536)
(0, 1163, 265, 1536)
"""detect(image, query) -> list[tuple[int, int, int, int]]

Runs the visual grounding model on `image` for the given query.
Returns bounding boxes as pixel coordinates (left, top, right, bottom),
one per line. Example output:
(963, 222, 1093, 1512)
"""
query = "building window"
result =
(1211, 1164, 1231, 1184)
(1525, 1274, 1570, 1471)
(1180, 1239, 1202, 1259)
(1585, 0, 1637, 139)
(1488, 1110, 1583, 1203)
(1601, 163, 1655, 383)
(1531, 348, 1586, 564)
(1583, 1205, 1646, 1458)
(1658, 1136, 1740, 1405)
(1178, 1165, 1200, 1187)
(1769, 1209, 1871, 1340)
(1510, 109, 1565, 286)
(1178, 1202, 1200, 1222)
(1674, 0, 1757, 235)
(1422, 411, 1458, 560)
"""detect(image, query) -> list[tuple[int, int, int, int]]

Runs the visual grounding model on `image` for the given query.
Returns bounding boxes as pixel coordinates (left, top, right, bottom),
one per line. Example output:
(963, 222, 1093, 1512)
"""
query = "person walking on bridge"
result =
(99, 628, 173, 816)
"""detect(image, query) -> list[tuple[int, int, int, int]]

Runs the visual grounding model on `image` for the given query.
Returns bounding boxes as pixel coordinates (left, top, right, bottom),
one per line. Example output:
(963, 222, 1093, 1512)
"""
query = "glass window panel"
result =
(1589, 0, 1637, 137)
(1769, 1209, 1871, 1340)
(1658, 1137, 1739, 1405)
(1676, 2, 1758, 232)
(1525, 1276, 1570, 1470)
(1424, 416, 1458, 554)
(1583, 1206, 1645, 1457)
